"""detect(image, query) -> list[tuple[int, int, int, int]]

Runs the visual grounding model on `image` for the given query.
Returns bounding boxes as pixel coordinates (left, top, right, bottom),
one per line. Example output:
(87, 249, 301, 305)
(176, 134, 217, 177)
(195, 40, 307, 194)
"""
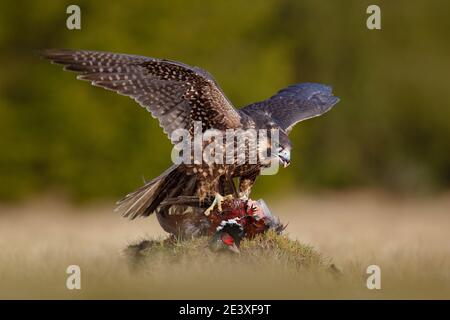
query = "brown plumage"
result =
(41, 49, 339, 233)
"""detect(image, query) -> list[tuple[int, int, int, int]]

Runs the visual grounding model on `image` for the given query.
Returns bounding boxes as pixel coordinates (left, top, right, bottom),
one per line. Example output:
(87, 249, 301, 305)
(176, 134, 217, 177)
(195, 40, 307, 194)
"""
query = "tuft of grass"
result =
(123, 231, 333, 274)
(108, 231, 349, 299)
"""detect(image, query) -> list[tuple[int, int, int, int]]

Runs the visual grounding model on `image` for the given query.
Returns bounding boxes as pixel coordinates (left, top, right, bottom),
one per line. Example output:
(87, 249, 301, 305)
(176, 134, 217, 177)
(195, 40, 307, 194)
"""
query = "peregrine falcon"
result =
(41, 49, 339, 231)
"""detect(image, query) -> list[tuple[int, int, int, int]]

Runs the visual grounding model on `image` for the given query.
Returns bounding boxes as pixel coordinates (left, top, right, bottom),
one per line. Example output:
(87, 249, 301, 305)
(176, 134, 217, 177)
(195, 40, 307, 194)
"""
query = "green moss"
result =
(124, 231, 332, 274)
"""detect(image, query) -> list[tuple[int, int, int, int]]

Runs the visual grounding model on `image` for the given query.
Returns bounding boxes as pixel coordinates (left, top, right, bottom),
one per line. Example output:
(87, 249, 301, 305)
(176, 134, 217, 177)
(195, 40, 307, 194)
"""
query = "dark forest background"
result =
(1, 0, 449, 201)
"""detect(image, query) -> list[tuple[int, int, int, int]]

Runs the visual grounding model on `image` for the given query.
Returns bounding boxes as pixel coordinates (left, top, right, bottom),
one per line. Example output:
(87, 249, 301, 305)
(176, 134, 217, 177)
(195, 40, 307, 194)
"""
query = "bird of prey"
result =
(41, 49, 339, 234)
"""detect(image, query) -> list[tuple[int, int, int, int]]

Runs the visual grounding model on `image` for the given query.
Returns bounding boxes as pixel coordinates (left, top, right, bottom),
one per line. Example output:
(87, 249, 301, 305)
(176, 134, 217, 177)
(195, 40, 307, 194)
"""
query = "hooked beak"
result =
(277, 150, 291, 168)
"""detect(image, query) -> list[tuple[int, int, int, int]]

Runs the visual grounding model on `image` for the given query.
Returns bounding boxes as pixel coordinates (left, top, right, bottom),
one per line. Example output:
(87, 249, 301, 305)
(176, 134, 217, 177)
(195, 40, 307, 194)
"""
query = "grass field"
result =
(0, 191, 449, 299)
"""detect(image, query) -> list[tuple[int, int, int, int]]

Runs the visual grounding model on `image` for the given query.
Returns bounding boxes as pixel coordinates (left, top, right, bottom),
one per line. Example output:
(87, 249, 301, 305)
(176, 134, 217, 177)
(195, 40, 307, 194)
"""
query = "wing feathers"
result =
(241, 83, 339, 133)
(41, 49, 242, 140)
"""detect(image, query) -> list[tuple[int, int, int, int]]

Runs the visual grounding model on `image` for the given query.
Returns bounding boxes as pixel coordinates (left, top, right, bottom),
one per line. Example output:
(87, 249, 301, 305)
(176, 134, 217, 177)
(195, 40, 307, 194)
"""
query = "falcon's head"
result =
(259, 127, 292, 168)
(242, 82, 339, 169)
(274, 130, 291, 168)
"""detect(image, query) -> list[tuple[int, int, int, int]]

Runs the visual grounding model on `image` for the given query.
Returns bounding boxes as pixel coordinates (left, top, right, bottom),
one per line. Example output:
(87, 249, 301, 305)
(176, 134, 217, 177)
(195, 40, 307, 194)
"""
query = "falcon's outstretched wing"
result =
(241, 83, 339, 133)
(41, 49, 242, 139)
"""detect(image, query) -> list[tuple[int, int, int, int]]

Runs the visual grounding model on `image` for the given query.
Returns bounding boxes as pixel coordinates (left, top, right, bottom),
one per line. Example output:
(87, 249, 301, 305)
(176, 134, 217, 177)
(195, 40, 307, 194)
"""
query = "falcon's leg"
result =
(204, 193, 233, 216)
(204, 172, 236, 216)
(226, 172, 239, 198)
(238, 174, 258, 200)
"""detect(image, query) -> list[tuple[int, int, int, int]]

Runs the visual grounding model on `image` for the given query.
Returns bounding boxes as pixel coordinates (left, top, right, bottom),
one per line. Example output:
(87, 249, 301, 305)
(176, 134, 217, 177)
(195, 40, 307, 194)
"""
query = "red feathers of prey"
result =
(208, 198, 285, 239)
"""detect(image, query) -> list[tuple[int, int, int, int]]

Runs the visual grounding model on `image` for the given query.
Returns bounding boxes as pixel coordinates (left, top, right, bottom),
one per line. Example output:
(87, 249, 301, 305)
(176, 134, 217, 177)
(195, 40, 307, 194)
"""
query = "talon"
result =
(238, 192, 249, 201)
(204, 193, 234, 216)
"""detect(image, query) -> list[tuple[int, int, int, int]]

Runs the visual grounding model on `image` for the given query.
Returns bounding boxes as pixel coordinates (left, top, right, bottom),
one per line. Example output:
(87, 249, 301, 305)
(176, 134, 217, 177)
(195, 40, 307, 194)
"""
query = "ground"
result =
(0, 191, 449, 299)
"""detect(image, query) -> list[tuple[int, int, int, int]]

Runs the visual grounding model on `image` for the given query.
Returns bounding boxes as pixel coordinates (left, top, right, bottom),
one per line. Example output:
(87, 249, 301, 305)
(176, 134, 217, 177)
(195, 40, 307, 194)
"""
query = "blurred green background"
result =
(1, 0, 449, 202)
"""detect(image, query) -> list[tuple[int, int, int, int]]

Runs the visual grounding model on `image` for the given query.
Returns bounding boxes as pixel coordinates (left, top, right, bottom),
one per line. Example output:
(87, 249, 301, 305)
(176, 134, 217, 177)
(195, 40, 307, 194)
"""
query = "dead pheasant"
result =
(208, 198, 286, 253)
(154, 196, 285, 252)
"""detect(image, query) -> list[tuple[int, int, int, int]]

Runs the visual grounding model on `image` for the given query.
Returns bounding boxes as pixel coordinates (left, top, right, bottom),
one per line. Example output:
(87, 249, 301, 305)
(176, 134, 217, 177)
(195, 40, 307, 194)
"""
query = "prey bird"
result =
(41, 49, 339, 236)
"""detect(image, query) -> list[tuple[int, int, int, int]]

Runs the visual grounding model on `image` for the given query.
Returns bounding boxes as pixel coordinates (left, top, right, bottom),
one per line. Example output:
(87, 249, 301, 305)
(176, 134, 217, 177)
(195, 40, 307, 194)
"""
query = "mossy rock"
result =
(123, 231, 338, 275)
